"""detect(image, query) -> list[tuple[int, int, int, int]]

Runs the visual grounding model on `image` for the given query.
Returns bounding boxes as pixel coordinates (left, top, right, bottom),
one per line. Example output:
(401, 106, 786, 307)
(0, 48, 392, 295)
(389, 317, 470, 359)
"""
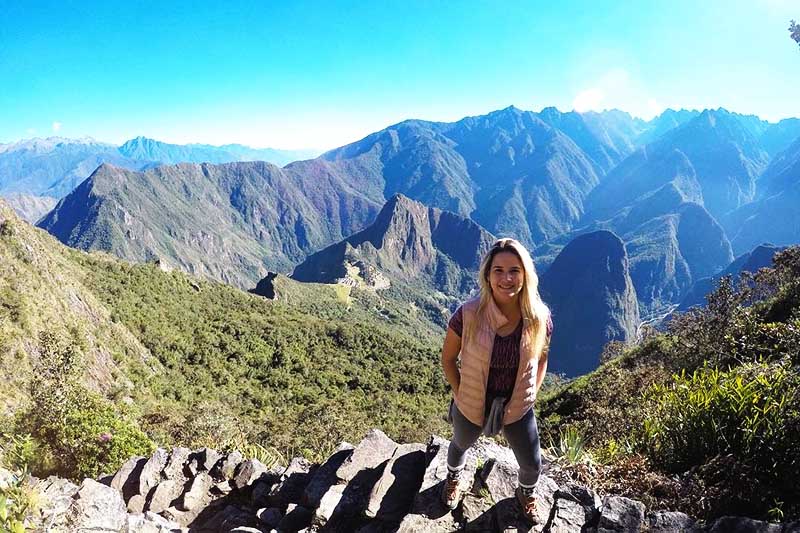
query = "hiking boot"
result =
(515, 485, 540, 525)
(441, 469, 464, 510)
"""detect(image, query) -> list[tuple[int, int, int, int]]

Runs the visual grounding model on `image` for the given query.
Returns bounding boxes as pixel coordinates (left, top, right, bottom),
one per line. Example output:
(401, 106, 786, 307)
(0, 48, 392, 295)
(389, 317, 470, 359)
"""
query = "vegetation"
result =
(538, 247, 800, 520)
(791, 20, 800, 48)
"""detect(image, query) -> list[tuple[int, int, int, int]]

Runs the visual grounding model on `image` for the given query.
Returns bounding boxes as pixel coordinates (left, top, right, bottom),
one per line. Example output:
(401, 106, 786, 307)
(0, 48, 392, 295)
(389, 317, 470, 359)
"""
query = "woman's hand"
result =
(441, 327, 462, 395)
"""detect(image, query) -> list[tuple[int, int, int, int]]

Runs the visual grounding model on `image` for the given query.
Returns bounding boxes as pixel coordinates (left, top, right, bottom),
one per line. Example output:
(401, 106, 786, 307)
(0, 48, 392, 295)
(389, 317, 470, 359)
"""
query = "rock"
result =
(229, 528, 266, 533)
(278, 503, 313, 531)
(111, 456, 147, 502)
(163, 446, 191, 480)
(365, 442, 427, 521)
(269, 456, 314, 506)
(179, 471, 213, 512)
(550, 496, 589, 533)
(125, 511, 182, 532)
(67, 478, 128, 531)
(32, 476, 79, 521)
(188, 447, 221, 475)
(145, 478, 183, 514)
(397, 513, 461, 532)
(303, 443, 354, 508)
(213, 450, 244, 480)
(336, 429, 398, 482)
(256, 507, 283, 528)
(408, 436, 451, 517)
(212, 479, 234, 496)
(598, 495, 646, 533)
(648, 510, 698, 532)
(707, 516, 783, 533)
(784, 521, 800, 533)
(127, 493, 147, 514)
(139, 448, 169, 496)
(553, 482, 602, 529)
(251, 478, 274, 507)
(233, 458, 272, 490)
(313, 483, 346, 527)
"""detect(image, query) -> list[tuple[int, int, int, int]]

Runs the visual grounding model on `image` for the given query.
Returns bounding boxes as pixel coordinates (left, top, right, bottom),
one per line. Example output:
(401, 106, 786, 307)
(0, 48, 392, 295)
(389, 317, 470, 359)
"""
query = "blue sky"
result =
(1, 0, 799, 149)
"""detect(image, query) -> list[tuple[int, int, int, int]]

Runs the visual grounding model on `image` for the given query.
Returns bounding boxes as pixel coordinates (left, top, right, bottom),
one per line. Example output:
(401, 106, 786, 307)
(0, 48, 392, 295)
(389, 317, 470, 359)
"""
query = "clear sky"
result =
(1, 0, 799, 150)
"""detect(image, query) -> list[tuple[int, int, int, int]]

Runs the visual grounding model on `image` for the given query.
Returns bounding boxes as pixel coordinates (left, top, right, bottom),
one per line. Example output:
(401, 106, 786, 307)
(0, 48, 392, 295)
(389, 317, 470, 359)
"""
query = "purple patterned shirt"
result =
(448, 306, 553, 406)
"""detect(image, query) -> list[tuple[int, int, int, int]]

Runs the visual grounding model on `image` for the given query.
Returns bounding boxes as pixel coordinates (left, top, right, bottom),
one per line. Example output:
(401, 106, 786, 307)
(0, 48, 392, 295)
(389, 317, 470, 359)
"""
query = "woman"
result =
(440, 238, 552, 524)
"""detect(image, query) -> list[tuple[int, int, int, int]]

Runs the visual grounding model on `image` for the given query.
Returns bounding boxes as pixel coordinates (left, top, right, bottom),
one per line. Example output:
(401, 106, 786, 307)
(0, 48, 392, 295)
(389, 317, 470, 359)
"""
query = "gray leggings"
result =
(447, 403, 542, 486)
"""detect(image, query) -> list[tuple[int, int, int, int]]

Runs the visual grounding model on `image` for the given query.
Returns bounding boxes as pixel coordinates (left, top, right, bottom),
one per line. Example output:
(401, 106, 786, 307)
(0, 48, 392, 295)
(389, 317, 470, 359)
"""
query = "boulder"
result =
(127, 493, 146, 514)
(336, 429, 398, 482)
(125, 511, 182, 533)
(598, 495, 646, 533)
(139, 448, 169, 496)
(255, 506, 283, 528)
(188, 447, 221, 475)
(708, 516, 783, 533)
(278, 503, 314, 531)
(162, 446, 191, 481)
(648, 510, 698, 532)
(32, 476, 79, 523)
(67, 479, 128, 531)
(365, 442, 427, 521)
(111, 456, 147, 502)
(145, 478, 183, 514)
(212, 450, 244, 480)
(303, 442, 354, 508)
(179, 471, 213, 512)
(233, 458, 272, 490)
(269, 456, 314, 506)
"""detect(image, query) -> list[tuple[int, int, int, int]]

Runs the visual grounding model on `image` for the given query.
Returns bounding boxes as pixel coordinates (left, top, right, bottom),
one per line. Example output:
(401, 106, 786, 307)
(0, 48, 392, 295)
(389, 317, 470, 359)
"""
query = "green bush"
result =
(19, 331, 154, 479)
(638, 358, 800, 516)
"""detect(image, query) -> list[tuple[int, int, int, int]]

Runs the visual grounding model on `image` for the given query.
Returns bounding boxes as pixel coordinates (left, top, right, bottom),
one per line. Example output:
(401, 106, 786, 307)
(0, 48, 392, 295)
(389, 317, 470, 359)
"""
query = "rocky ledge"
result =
(9, 429, 799, 532)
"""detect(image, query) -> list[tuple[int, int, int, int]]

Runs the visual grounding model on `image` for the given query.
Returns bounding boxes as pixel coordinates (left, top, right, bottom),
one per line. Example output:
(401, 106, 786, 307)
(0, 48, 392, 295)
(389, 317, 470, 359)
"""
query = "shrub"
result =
(20, 331, 154, 479)
(637, 359, 800, 517)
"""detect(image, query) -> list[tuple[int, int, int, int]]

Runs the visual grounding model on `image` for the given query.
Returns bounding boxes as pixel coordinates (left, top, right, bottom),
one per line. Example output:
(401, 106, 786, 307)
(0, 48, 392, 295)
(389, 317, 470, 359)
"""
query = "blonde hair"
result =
(465, 238, 551, 360)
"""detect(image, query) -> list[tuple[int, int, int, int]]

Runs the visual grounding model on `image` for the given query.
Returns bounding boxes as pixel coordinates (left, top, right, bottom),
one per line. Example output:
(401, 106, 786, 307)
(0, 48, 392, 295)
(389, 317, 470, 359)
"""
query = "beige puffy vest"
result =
(454, 296, 542, 427)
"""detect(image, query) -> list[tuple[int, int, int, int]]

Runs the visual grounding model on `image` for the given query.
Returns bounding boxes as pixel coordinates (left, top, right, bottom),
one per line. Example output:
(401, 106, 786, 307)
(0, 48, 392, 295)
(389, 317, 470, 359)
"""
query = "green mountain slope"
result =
(2, 200, 449, 467)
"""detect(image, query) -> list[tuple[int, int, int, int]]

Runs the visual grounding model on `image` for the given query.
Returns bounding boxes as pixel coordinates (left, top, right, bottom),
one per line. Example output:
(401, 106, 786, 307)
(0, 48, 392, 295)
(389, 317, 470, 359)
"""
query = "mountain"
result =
(38, 161, 381, 288)
(119, 137, 318, 167)
(536, 107, 645, 173)
(584, 108, 771, 224)
(1, 192, 57, 223)
(0, 136, 319, 214)
(322, 106, 606, 248)
(538, 186, 734, 315)
(759, 118, 800, 157)
(291, 194, 494, 298)
(724, 136, 800, 255)
(679, 243, 783, 310)
(0, 137, 145, 198)
(637, 108, 701, 145)
(0, 197, 451, 468)
(539, 230, 640, 376)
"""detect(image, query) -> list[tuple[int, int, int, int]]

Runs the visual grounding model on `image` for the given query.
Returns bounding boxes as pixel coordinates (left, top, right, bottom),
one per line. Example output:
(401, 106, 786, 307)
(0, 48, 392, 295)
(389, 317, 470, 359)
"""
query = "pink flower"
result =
(98, 432, 113, 443)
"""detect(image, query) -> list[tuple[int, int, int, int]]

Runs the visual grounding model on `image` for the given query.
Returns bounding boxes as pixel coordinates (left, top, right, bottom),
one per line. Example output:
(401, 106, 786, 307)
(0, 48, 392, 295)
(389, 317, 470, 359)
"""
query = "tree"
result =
(791, 20, 800, 48)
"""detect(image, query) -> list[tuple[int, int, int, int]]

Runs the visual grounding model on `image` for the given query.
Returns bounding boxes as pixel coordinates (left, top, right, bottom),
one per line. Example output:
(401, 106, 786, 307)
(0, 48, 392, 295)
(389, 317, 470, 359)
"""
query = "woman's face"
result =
(488, 251, 525, 306)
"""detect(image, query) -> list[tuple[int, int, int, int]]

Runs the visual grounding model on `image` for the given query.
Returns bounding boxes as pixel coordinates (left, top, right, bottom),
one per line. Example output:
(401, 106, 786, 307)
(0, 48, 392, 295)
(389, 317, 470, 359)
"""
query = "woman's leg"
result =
(447, 403, 483, 472)
(502, 407, 542, 488)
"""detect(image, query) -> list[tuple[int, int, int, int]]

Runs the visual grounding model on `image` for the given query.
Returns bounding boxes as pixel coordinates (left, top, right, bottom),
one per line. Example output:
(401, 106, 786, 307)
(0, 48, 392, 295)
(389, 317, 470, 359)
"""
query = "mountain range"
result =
(0, 136, 318, 222)
(8, 104, 800, 374)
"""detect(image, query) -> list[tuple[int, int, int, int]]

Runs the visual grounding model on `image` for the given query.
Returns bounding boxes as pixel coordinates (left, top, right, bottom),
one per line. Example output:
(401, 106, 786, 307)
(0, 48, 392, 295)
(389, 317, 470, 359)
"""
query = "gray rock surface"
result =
(68, 479, 128, 531)
(598, 495, 646, 532)
(139, 447, 169, 497)
(30, 430, 797, 532)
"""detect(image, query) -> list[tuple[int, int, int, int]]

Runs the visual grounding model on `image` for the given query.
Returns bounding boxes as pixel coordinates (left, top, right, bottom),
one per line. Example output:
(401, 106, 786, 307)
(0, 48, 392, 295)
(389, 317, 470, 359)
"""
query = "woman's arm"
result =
(535, 351, 548, 393)
(441, 327, 462, 395)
